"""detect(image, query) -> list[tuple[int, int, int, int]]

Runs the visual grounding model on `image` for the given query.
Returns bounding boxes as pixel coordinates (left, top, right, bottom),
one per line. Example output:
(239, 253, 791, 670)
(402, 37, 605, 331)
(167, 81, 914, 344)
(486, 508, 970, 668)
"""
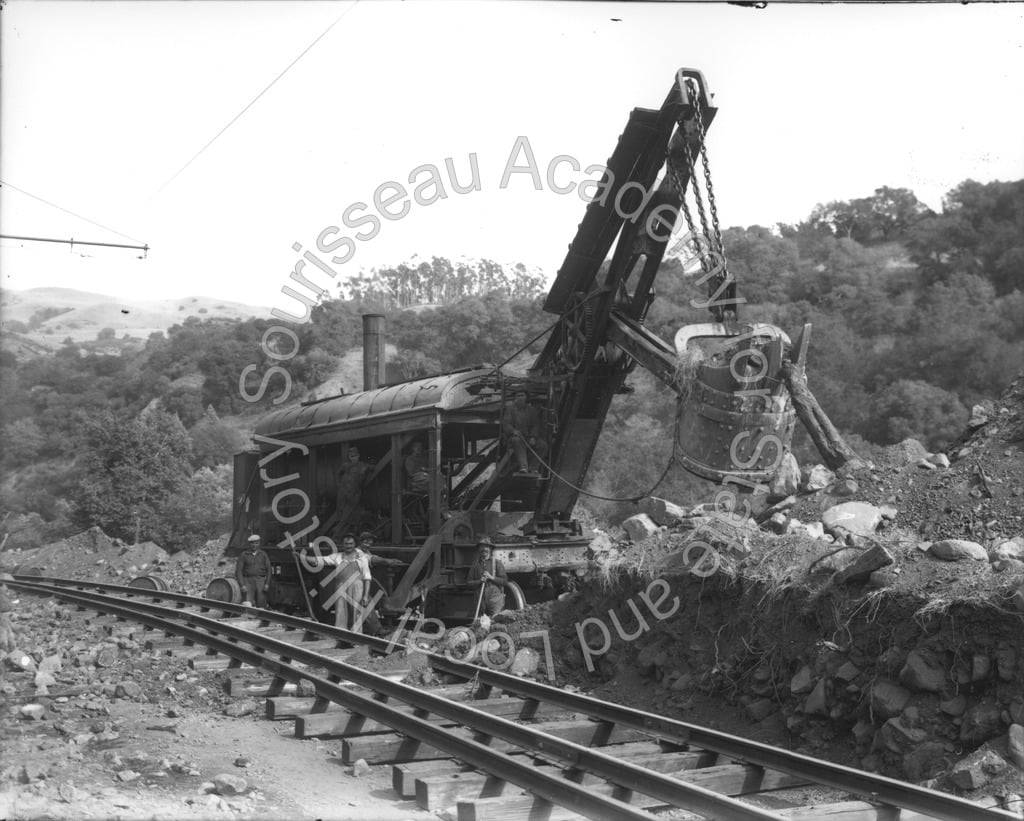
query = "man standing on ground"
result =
(467, 537, 508, 617)
(235, 534, 271, 608)
(322, 533, 372, 632)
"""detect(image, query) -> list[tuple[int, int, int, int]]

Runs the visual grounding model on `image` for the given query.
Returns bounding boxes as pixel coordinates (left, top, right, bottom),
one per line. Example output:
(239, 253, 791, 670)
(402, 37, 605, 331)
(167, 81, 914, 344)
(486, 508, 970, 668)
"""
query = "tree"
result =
(806, 187, 930, 246)
(718, 226, 799, 306)
(73, 409, 193, 542)
(867, 379, 967, 451)
(2, 418, 46, 468)
(156, 465, 233, 552)
(189, 416, 247, 469)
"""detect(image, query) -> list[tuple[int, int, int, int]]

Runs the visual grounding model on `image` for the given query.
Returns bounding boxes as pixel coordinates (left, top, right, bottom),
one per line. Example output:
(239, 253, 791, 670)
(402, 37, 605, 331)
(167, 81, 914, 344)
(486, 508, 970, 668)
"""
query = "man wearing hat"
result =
(235, 534, 272, 608)
(467, 537, 508, 617)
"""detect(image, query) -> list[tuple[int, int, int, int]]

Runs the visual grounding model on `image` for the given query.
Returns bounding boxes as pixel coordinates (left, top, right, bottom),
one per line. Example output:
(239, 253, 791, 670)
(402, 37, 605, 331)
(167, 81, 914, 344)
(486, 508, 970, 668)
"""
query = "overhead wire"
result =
(148, 1, 359, 201)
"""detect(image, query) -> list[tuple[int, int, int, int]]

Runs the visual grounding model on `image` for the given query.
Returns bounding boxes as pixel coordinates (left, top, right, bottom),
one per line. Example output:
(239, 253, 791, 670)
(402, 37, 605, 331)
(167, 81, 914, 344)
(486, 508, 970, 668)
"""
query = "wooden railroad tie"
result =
(341, 719, 651, 765)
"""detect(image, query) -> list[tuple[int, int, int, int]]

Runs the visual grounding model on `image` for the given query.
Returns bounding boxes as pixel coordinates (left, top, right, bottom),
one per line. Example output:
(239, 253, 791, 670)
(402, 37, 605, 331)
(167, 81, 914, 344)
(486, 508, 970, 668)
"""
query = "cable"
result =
(149, 2, 359, 201)
(490, 316, 561, 373)
(0, 180, 144, 244)
(519, 398, 685, 504)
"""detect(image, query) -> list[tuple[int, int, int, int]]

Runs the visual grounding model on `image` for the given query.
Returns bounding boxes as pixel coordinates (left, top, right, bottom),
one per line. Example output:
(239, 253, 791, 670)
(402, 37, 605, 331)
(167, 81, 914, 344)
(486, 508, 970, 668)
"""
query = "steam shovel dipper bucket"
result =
(673, 322, 802, 486)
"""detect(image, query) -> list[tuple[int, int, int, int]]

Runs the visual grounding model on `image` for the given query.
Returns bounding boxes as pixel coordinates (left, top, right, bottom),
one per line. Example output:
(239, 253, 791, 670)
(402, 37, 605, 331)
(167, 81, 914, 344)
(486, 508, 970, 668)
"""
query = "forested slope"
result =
(1, 180, 1021, 547)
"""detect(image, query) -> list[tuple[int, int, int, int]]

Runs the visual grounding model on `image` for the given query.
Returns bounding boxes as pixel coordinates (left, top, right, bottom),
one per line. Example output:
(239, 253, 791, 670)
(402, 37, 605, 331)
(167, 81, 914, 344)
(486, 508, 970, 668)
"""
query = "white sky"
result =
(2, 1, 1022, 310)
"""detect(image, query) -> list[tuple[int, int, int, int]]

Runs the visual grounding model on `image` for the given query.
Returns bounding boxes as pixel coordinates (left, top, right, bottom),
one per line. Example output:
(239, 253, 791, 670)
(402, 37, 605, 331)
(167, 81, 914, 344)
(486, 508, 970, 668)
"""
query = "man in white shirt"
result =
(322, 533, 372, 631)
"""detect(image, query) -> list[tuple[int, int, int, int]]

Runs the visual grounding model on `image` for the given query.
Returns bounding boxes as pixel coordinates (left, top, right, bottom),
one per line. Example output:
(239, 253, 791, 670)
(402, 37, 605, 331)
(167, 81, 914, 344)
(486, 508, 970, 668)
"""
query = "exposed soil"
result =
(0, 594, 437, 821)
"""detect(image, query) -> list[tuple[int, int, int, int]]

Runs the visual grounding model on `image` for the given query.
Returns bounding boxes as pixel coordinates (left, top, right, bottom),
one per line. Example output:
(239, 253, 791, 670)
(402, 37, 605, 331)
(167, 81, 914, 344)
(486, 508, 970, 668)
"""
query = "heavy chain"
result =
(665, 79, 730, 286)
(688, 79, 728, 270)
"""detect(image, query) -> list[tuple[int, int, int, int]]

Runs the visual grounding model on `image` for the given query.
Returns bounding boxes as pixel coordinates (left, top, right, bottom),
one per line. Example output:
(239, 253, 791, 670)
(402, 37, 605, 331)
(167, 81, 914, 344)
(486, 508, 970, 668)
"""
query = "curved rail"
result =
(9, 576, 1016, 821)
(9, 577, 779, 821)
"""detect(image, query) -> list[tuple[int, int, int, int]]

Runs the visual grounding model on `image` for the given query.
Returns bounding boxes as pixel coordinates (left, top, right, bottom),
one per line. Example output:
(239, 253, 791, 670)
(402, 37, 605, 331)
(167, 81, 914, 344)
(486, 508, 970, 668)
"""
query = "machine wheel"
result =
(205, 577, 241, 603)
(127, 575, 169, 592)
(505, 579, 526, 611)
(559, 293, 596, 371)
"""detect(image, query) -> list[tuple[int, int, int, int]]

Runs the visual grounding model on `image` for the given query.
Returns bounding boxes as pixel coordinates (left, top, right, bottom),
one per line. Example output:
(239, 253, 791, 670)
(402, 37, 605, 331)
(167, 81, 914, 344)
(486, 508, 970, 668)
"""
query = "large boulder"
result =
(212, 773, 248, 796)
(801, 464, 835, 493)
(833, 545, 893, 586)
(950, 749, 1008, 790)
(991, 537, 1024, 563)
(890, 438, 928, 466)
(880, 717, 928, 753)
(822, 502, 883, 539)
(899, 651, 947, 694)
(960, 701, 1004, 745)
(870, 680, 911, 719)
(621, 514, 659, 543)
(1009, 724, 1024, 771)
(903, 742, 951, 782)
(929, 539, 988, 562)
(637, 497, 690, 527)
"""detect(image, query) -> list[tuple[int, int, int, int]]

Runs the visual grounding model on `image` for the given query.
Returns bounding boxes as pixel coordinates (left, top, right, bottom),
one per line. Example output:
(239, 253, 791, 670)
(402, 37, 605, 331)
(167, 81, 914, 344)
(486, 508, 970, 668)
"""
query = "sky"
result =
(2, 1, 1023, 312)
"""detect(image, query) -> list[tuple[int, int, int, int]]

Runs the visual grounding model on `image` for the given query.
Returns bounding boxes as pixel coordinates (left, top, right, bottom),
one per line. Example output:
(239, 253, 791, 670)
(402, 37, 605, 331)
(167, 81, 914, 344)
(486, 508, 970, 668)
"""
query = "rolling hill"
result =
(1, 287, 270, 354)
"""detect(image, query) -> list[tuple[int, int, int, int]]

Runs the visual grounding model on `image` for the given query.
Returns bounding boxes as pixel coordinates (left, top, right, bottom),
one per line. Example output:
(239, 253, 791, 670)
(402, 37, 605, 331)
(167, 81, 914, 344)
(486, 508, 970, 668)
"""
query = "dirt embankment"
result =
(500, 373, 1024, 811)
(2, 528, 234, 598)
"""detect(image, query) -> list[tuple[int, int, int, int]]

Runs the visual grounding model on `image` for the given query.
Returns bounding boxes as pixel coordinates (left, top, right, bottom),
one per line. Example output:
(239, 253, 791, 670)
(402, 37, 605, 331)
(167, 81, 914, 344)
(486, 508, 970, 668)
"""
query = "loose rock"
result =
(928, 539, 988, 562)
(622, 514, 659, 543)
(821, 502, 883, 539)
(899, 651, 947, 694)
(509, 647, 540, 677)
(223, 699, 259, 717)
(870, 681, 911, 719)
(20, 704, 46, 721)
(637, 497, 690, 526)
(950, 749, 1007, 790)
(801, 464, 835, 492)
(1008, 723, 1024, 771)
(213, 773, 248, 796)
(960, 701, 1004, 745)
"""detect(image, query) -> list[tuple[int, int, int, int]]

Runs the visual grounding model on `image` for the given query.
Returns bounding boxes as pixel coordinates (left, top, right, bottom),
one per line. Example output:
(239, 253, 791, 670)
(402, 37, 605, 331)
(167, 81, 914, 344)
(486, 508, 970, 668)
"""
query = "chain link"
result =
(664, 79, 731, 288)
(688, 79, 729, 277)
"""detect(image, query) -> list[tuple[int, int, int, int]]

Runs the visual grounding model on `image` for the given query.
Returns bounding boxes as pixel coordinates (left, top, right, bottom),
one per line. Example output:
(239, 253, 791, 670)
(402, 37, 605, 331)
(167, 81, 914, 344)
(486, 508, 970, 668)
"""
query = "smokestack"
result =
(362, 314, 386, 391)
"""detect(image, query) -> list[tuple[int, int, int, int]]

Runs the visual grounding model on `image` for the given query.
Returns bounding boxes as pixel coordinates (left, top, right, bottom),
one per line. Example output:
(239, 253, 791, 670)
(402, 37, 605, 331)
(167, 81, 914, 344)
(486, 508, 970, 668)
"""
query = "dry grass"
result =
(673, 343, 706, 399)
(593, 541, 663, 590)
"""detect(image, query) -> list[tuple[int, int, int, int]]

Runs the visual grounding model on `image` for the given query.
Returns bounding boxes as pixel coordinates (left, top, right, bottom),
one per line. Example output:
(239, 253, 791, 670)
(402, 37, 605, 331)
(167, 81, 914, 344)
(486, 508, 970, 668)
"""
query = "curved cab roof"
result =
(255, 367, 501, 440)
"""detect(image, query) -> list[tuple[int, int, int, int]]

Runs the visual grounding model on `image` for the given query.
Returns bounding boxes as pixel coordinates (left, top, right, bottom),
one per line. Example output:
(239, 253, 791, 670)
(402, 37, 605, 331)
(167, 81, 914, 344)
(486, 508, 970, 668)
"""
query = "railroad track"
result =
(7, 575, 1018, 821)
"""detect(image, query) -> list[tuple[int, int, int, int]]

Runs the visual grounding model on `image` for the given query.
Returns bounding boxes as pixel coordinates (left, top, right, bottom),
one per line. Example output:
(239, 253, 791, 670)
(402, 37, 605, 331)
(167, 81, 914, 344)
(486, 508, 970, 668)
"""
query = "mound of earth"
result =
(2, 527, 234, 596)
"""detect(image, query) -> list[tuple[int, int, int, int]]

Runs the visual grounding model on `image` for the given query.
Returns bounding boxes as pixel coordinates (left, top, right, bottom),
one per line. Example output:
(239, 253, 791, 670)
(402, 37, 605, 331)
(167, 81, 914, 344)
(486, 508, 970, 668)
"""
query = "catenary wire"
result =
(148, 2, 359, 201)
(0, 180, 144, 245)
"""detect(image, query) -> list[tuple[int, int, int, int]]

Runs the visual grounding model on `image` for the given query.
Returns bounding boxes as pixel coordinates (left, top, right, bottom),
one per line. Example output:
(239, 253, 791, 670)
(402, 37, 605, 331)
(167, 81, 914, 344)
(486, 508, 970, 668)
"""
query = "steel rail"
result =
(427, 656, 1016, 821)
(11, 579, 787, 821)
(19, 578, 1011, 820)
(12, 574, 397, 654)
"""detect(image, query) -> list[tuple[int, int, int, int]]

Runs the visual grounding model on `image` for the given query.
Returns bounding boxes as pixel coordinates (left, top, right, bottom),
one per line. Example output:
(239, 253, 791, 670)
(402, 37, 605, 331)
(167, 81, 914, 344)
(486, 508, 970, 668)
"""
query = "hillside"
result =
(0, 287, 268, 353)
